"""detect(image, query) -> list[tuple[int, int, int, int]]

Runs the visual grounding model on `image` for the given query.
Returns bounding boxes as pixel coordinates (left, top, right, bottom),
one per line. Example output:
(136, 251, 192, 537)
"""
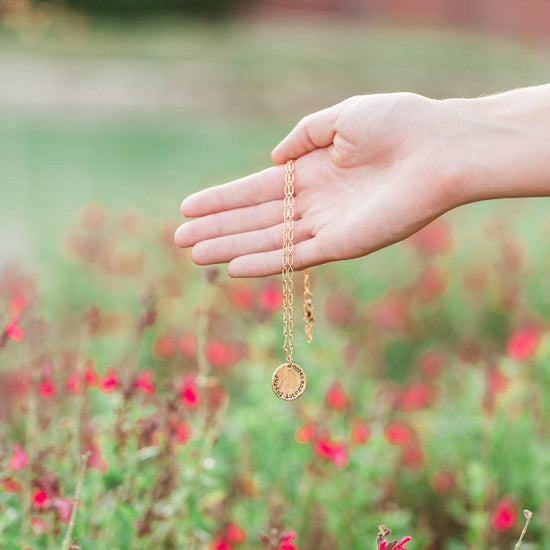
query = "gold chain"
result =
(282, 160, 314, 367)
(282, 159, 295, 366)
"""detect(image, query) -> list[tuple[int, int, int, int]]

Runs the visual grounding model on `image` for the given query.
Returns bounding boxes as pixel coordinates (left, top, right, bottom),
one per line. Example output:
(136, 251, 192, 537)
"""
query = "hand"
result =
(174, 92, 463, 277)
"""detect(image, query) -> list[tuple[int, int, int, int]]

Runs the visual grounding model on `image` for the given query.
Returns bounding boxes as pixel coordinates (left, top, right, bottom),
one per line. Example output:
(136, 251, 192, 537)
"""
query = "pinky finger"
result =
(226, 238, 326, 278)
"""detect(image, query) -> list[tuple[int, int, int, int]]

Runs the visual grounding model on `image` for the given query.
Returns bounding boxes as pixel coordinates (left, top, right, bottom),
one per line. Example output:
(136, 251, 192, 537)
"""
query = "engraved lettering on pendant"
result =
(272, 363, 306, 401)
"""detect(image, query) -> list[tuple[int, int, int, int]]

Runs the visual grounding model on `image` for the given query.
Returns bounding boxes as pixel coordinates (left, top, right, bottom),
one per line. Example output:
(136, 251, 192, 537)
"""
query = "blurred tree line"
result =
(0, 0, 243, 19)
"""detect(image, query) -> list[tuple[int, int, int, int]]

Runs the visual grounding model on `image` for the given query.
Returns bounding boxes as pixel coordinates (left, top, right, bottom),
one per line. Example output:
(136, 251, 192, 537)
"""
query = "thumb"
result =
(271, 103, 341, 164)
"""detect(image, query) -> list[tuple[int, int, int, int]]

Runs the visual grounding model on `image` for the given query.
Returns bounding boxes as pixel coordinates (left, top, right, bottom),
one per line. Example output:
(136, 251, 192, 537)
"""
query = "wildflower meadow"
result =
(3, 195, 550, 549)
(3, 13, 550, 550)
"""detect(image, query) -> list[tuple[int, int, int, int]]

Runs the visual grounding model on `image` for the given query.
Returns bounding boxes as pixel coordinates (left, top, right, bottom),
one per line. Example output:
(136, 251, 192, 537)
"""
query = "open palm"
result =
(175, 93, 459, 277)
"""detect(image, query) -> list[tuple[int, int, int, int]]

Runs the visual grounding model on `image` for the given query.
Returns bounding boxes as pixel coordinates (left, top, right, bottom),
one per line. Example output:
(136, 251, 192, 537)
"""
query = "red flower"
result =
(384, 420, 414, 447)
(313, 435, 348, 468)
(4, 320, 24, 341)
(224, 522, 247, 544)
(295, 423, 316, 444)
(206, 341, 240, 369)
(230, 285, 254, 311)
(83, 361, 99, 387)
(100, 367, 118, 393)
(38, 378, 55, 398)
(350, 417, 370, 445)
(491, 497, 517, 531)
(210, 537, 231, 550)
(32, 489, 48, 509)
(397, 382, 433, 411)
(8, 442, 28, 471)
(379, 536, 412, 550)
(259, 283, 283, 312)
(180, 374, 200, 408)
(154, 335, 176, 360)
(134, 370, 155, 395)
(325, 382, 349, 410)
(409, 219, 452, 254)
(506, 329, 540, 361)
(279, 531, 299, 550)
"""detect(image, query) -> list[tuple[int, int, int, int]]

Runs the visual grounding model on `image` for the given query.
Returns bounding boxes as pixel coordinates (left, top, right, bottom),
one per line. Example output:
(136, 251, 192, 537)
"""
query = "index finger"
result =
(180, 165, 285, 218)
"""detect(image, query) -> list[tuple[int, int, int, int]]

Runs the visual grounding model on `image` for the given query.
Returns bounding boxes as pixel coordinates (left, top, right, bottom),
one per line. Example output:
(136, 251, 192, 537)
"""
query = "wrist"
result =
(439, 85, 550, 205)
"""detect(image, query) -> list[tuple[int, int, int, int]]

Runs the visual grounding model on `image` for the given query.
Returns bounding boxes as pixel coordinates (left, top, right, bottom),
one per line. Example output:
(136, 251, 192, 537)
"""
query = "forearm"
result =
(442, 84, 550, 205)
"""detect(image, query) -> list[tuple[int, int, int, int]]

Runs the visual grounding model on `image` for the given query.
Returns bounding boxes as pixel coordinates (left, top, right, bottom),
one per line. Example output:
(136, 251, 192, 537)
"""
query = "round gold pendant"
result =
(272, 363, 306, 401)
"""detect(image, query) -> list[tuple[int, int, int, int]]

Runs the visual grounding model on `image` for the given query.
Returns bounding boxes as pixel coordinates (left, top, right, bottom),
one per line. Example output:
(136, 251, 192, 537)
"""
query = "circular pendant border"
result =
(272, 363, 307, 401)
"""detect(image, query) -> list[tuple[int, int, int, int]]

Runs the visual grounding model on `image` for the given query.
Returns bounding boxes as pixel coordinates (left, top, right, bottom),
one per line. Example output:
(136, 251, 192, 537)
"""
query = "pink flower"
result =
(8, 442, 27, 471)
(506, 329, 540, 361)
(134, 370, 155, 395)
(50, 497, 73, 522)
(491, 497, 517, 531)
(379, 537, 412, 550)
(180, 374, 200, 408)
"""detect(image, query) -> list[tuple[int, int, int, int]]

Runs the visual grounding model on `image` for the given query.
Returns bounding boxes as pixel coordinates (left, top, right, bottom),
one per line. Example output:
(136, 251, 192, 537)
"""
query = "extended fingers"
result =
(226, 238, 325, 278)
(190, 221, 312, 265)
(181, 165, 284, 218)
(174, 199, 286, 248)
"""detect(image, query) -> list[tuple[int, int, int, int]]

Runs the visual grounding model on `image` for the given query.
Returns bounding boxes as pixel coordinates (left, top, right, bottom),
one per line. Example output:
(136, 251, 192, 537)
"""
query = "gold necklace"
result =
(271, 159, 314, 401)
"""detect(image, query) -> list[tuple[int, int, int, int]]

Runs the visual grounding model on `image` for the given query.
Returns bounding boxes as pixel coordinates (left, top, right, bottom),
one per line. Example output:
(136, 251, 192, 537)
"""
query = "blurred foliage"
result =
(33, 0, 243, 18)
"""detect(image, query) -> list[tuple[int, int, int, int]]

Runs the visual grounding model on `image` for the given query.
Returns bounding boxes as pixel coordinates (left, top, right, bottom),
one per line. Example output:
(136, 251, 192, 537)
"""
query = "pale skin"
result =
(174, 84, 550, 277)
